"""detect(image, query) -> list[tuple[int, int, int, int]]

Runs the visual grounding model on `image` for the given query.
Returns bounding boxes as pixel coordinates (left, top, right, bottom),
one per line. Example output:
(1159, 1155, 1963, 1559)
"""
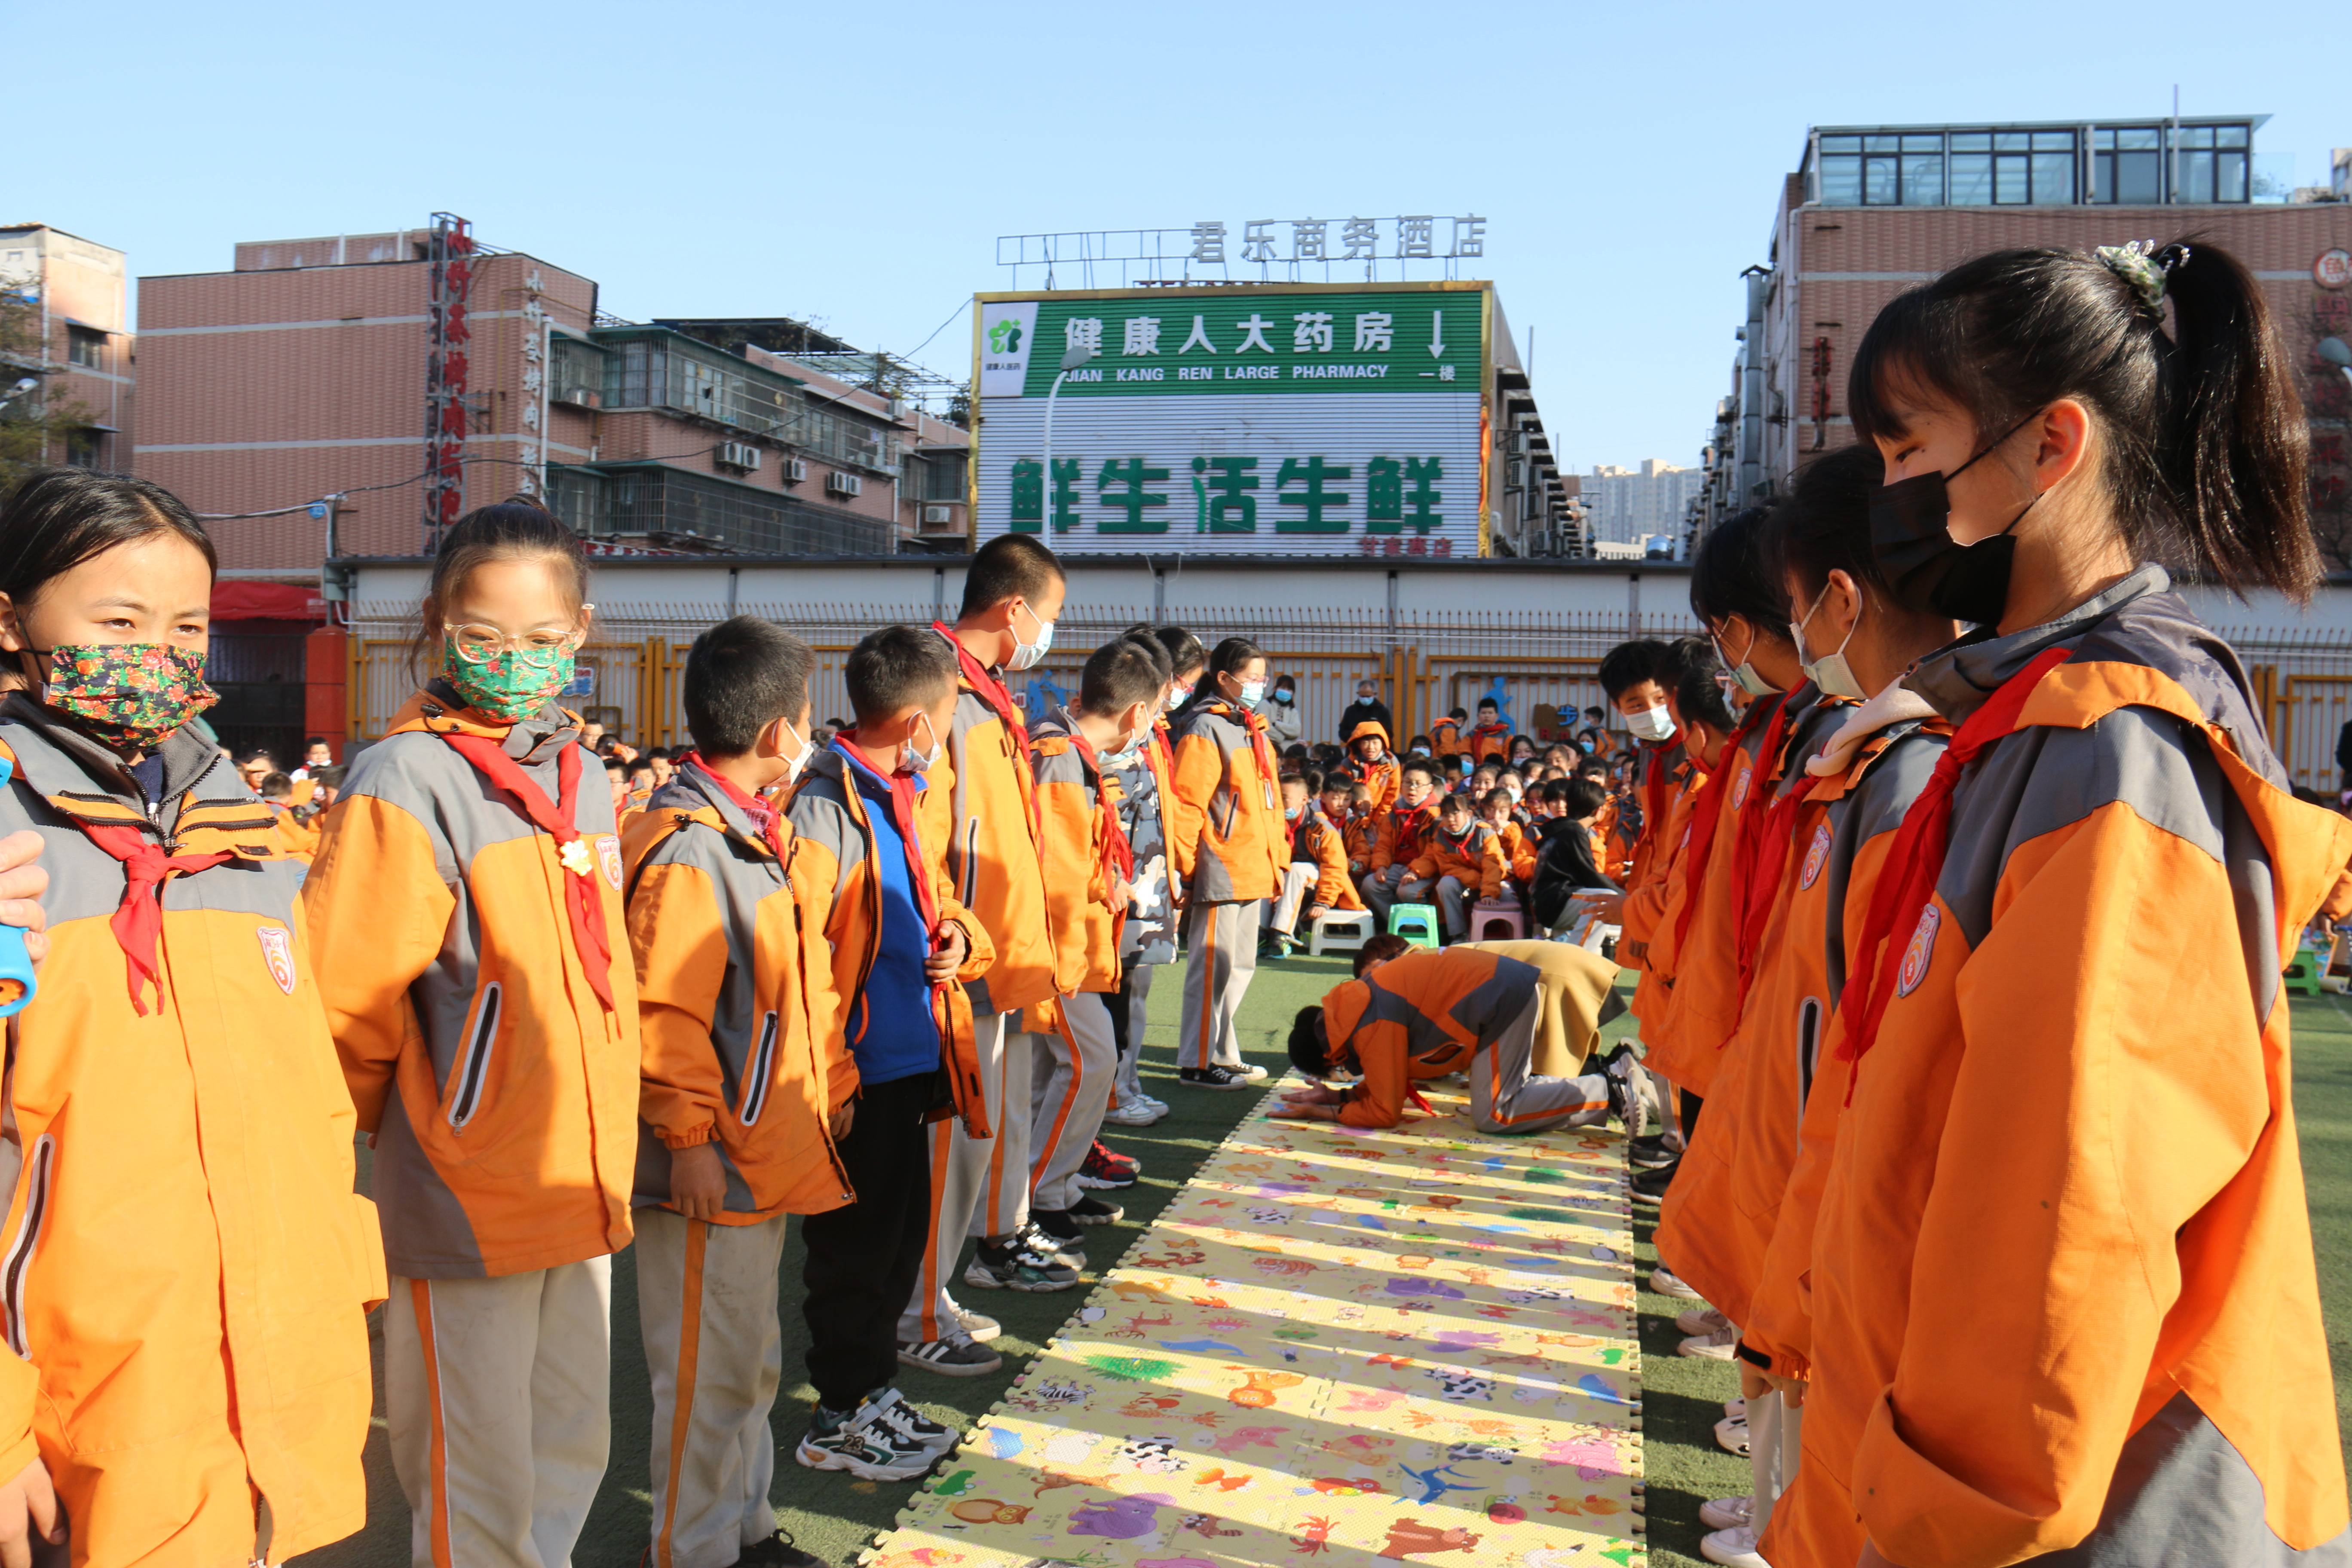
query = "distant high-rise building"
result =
(1581, 459, 1708, 545)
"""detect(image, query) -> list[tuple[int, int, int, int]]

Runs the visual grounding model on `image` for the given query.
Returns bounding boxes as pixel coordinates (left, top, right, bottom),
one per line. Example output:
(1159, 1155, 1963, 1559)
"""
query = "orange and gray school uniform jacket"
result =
(0, 703, 381, 1567)
(1292, 808, 1363, 910)
(622, 760, 854, 1222)
(1167, 696, 1289, 904)
(1340, 808, 1380, 872)
(1427, 716, 1465, 761)
(1654, 705, 1945, 1336)
(1410, 819, 1508, 900)
(1617, 753, 1706, 1045)
(1369, 797, 1441, 875)
(1319, 943, 1618, 1129)
(307, 689, 640, 1281)
(1770, 566, 2352, 1568)
(1342, 721, 1401, 813)
(917, 634, 1051, 1018)
(1466, 720, 1513, 763)
(1623, 736, 1689, 895)
(1491, 818, 1536, 884)
(783, 747, 996, 1133)
(1029, 708, 1128, 998)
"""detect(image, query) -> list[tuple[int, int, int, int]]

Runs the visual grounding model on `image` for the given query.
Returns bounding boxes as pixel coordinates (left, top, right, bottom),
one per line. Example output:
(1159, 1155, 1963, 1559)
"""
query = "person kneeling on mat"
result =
(1277, 937, 1642, 1136)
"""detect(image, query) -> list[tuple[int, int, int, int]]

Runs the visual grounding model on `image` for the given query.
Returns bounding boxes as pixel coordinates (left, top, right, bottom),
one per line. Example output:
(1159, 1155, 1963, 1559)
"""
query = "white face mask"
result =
(1713, 625, 1781, 698)
(903, 712, 943, 775)
(774, 720, 815, 787)
(1626, 702, 1676, 743)
(1791, 583, 1868, 701)
(1006, 600, 1054, 672)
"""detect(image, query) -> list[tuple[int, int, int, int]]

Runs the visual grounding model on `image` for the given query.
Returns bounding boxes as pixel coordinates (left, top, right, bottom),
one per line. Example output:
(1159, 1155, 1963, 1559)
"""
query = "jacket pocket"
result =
(2, 1135, 54, 1357)
(446, 981, 503, 1131)
(738, 1011, 779, 1126)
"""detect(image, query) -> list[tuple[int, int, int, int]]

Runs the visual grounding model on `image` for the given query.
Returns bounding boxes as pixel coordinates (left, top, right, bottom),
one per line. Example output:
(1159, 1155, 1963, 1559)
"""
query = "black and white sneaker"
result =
(795, 1390, 940, 1481)
(898, 1330, 1003, 1377)
(738, 1532, 822, 1568)
(868, 1386, 959, 1455)
(951, 1304, 1001, 1343)
(1602, 1045, 1649, 1141)
(1069, 1193, 1124, 1225)
(1630, 1159, 1676, 1206)
(1180, 1065, 1252, 1090)
(964, 1232, 1080, 1291)
(1030, 1207, 1087, 1249)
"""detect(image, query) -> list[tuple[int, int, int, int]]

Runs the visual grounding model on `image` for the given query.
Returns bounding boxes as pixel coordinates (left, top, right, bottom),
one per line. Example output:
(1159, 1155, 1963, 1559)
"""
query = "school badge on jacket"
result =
(1895, 905, 1940, 997)
(1799, 823, 1831, 890)
(257, 923, 298, 995)
(597, 833, 623, 891)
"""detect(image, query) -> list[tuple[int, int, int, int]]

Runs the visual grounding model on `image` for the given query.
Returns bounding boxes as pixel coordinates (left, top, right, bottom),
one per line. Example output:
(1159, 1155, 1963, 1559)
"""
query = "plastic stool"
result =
(1470, 900, 1527, 941)
(1309, 907, 1375, 957)
(1387, 903, 1441, 950)
(2285, 934, 2327, 998)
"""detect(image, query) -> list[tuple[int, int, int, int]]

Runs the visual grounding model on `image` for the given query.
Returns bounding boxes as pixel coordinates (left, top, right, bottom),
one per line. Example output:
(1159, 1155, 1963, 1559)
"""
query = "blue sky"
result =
(15, 0, 2341, 472)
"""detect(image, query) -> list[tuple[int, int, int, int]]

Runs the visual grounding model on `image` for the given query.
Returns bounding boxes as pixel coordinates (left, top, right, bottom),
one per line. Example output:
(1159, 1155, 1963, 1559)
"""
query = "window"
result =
(66, 326, 104, 369)
(1949, 133, 1994, 204)
(2170, 123, 2251, 203)
(2094, 126, 2164, 204)
(63, 428, 101, 468)
(1818, 131, 1948, 206)
(919, 451, 968, 501)
(549, 335, 606, 406)
(1816, 134, 1862, 205)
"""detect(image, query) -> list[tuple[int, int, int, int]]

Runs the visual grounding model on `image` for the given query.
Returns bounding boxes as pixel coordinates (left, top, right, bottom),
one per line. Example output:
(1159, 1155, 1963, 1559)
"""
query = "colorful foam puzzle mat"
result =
(861, 1082, 1646, 1568)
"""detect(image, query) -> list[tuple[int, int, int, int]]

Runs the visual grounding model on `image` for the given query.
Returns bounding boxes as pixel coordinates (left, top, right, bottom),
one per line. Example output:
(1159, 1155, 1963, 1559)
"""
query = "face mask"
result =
(444, 634, 576, 722)
(1238, 679, 1266, 709)
(38, 643, 218, 753)
(1409, 745, 1429, 756)
(903, 714, 943, 775)
(774, 720, 816, 787)
(1868, 411, 2043, 626)
(1273, 687, 1294, 705)
(1790, 584, 1870, 701)
(1285, 805, 1301, 821)
(1168, 681, 1194, 710)
(1006, 601, 1054, 672)
(1713, 627, 1781, 698)
(1626, 703, 1675, 743)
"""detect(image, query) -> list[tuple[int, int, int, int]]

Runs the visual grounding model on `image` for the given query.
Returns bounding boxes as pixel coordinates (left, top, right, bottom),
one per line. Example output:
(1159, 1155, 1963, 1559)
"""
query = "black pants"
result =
(800, 1070, 936, 1411)
(1109, 967, 1137, 1062)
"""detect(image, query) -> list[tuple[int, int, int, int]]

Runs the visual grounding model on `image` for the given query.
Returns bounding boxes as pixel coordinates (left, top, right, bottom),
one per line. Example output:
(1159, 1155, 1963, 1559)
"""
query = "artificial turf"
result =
(300, 949, 1360, 1568)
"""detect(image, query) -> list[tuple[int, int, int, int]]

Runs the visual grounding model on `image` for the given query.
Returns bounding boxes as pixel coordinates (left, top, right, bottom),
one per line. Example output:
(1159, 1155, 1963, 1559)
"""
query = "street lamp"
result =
(1041, 343, 1097, 522)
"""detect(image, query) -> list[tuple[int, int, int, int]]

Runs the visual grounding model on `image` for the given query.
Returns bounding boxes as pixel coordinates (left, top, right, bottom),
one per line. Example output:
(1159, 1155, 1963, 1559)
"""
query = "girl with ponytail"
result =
(1770, 243, 2351, 1568)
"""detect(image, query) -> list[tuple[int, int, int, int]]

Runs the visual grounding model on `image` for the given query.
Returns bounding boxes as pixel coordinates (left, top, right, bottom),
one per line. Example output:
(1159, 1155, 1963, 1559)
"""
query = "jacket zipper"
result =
(1797, 995, 1823, 1111)
(3, 1135, 54, 1357)
(739, 1011, 779, 1126)
(448, 983, 503, 1130)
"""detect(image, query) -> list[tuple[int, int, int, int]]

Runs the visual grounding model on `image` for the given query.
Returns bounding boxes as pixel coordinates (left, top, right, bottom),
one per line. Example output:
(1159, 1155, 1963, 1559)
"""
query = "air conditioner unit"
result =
(920, 504, 961, 533)
(784, 457, 808, 484)
(826, 472, 863, 498)
(554, 385, 601, 409)
(716, 441, 762, 472)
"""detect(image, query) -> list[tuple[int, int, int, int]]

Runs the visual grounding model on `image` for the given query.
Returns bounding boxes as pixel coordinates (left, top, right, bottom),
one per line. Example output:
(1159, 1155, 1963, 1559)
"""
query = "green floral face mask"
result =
(442, 633, 576, 722)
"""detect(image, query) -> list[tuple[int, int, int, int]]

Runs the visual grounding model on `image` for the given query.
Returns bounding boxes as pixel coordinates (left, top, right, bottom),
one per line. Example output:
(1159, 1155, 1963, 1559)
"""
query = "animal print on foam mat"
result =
(860, 1083, 1647, 1568)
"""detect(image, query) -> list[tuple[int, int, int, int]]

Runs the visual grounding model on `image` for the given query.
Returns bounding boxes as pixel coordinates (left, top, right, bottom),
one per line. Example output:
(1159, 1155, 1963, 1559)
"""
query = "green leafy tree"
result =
(0, 284, 97, 490)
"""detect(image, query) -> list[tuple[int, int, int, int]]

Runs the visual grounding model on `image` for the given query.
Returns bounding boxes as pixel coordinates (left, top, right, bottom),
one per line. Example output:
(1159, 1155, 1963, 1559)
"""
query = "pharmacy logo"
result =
(988, 316, 1024, 355)
(1895, 905, 1941, 998)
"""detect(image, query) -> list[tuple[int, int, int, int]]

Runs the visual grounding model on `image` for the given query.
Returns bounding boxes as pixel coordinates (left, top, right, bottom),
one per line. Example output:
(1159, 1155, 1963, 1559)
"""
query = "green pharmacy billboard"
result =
(971, 282, 1496, 557)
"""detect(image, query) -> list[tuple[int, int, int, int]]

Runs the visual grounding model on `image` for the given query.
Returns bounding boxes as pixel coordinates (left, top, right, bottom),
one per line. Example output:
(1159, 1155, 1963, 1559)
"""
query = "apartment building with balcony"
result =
(0, 224, 134, 470)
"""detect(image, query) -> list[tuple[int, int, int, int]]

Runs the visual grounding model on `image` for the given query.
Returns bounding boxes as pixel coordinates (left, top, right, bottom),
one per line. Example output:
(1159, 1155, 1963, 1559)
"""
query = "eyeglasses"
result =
(444, 622, 587, 668)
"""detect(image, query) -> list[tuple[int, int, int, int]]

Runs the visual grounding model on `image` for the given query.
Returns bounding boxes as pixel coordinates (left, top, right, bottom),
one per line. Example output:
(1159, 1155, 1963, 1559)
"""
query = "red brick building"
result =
(1698, 116, 2352, 562)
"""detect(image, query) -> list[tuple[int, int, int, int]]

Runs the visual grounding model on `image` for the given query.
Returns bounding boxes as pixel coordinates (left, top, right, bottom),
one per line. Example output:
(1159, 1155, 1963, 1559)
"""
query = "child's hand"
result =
(668, 1142, 727, 1222)
(0, 1455, 58, 1568)
(1269, 1100, 1340, 1121)
(829, 1101, 855, 1141)
(1574, 890, 1626, 924)
(1280, 1083, 1346, 1106)
(1307, 903, 1330, 921)
(0, 832, 51, 970)
(925, 923, 969, 982)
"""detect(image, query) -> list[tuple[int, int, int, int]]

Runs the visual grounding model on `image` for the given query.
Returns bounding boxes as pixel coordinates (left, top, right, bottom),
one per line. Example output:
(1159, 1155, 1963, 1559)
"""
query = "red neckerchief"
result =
(680, 752, 783, 859)
(1197, 696, 1283, 816)
(79, 823, 234, 1015)
(1670, 692, 1785, 952)
(1730, 773, 1825, 1015)
(1062, 725, 1137, 885)
(1835, 647, 2071, 1099)
(1639, 739, 1675, 857)
(1727, 691, 1807, 928)
(930, 623, 1043, 837)
(834, 734, 941, 931)
(438, 731, 616, 1011)
(1393, 796, 1441, 860)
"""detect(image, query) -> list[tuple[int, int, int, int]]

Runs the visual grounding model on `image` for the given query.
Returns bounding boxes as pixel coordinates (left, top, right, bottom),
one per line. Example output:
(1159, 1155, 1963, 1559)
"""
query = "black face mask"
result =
(1868, 413, 2043, 627)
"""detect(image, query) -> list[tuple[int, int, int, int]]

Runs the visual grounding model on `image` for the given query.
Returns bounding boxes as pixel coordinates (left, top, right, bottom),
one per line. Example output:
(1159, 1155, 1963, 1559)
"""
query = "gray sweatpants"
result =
(1269, 861, 1320, 937)
(1029, 990, 1117, 1210)
(1467, 991, 1614, 1136)
(900, 1008, 1025, 1344)
(385, 1259, 613, 1568)
(1360, 863, 1411, 921)
(1751, 1387, 1804, 1539)
(1400, 874, 1474, 941)
(1177, 899, 1261, 1070)
(636, 1211, 786, 1568)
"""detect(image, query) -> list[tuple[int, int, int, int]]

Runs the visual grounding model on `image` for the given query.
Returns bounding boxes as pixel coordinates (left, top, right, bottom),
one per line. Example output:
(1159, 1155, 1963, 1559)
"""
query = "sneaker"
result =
(1102, 1097, 1163, 1128)
(952, 1305, 1001, 1343)
(1650, 1267, 1703, 1301)
(738, 1533, 822, 1568)
(1078, 1141, 1140, 1188)
(1699, 1496, 1754, 1532)
(1234, 1062, 1268, 1082)
(1700, 1525, 1767, 1568)
(868, 1386, 960, 1456)
(1678, 1306, 1732, 1337)
(1133, 1092, 1171, 1115)
(1630, 1161, 1675, 1205)
(1680, 1326, 1740, 1360)
(1713, 1413, 1751, 1458)
(1069, 1192, 1124, 1225)
(796, 1392, 939, 1481)
(1030, 1207, 1088, 1249)
(1600, 1045, 1648, 1140)
(1017, 1219, 1085, 1270)
(1180, 1065, 1252, 1090)
(1724, 1396, 1746, 1420)
(964, 1234, 1081, 1292)
(898, 1331, 1003, 1377)
(1630, 1136, 1681, 1170)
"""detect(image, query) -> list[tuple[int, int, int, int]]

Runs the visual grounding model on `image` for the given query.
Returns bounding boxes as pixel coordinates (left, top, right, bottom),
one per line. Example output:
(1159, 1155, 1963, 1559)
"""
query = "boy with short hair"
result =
(1361, 758, 1443, 920)
(908, 535, 1075, 1353)
(1266, 771, 1363, 957)
(1467, 697, 1513, 763)
(1021, 639, 1162, 1256)
(1428, 707, 1467, 762)
(1403, 789, 1507, 942)
(1341, 783, 1378, 876)
(786, 626, 994, 1481)
(623, 617, 839, 1566)
(258, 770, 319, 862)
(1533, 776, 1617, 931)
